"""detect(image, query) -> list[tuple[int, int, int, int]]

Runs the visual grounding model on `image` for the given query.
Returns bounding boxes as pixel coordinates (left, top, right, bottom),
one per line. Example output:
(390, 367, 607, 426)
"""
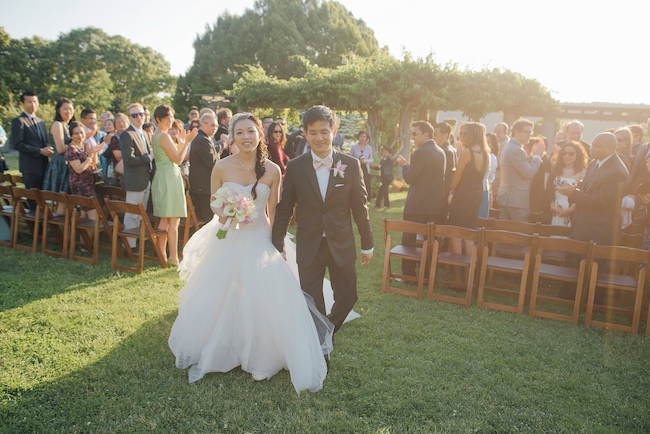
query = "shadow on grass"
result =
(0, 247, 164, 312)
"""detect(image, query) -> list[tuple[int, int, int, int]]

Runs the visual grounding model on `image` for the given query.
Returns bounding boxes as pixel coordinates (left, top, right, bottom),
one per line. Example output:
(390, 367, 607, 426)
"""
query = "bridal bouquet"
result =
(211, 186, 257, 239)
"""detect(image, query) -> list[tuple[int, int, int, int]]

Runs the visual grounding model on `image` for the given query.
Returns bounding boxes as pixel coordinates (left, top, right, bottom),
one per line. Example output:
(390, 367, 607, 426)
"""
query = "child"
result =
(373, 146, 394, 208)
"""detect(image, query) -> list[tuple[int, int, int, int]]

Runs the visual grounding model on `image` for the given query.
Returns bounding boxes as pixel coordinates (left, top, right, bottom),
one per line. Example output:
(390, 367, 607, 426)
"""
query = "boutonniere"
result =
(331, 160, 347, 178)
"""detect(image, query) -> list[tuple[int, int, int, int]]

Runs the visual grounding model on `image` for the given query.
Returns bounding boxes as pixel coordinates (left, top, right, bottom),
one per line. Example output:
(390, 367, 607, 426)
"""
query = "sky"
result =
(1, 0, 648, 105)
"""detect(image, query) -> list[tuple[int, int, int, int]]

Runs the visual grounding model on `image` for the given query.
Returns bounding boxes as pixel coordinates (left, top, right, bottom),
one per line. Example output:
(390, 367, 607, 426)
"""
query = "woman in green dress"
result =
(151, 105, 198, 266)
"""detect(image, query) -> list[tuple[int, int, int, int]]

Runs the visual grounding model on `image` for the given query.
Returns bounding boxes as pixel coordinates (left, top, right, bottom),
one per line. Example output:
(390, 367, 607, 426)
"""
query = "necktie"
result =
(313, 156, 333, 170)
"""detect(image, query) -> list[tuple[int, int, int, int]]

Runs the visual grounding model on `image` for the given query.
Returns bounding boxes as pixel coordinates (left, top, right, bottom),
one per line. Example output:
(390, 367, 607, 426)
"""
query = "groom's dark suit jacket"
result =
(11, 112, 49, 175)
(272, 150, 374, 267)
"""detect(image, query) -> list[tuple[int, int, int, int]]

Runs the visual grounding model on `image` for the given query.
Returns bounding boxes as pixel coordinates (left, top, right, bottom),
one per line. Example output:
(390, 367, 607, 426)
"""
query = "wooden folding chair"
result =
(477, 229, 536, 314)
(179, 192, 207, 250)
(537, 224, 571, 238)
(67, 194, 115, 264)
(10, 174, 24, 186)
(529, 236, 594, 324)
(0, 184, 15, 247)
(38, 190, 70, 258)
(0, 173, 15, 186)
(585, 245, 650, 333)
(10, 187, 41, 253)
(381, 218, 430, 299)
(427, 224, 482, 307)
(104, 198, 168, 273)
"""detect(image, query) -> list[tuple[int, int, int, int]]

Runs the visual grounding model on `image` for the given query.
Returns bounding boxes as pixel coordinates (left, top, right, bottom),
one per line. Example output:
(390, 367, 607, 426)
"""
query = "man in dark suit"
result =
(272, 105, 373, 333)
(285, 125, 307, 159)
(120, 103, 154, 249)
(558, 132, 629, 246)
(433, 122, 457, 197)
(396, 120, 447, 276)
(189, 114, 219, 222)
(214, 108, 232, 158)
(11, 91, 53, 209)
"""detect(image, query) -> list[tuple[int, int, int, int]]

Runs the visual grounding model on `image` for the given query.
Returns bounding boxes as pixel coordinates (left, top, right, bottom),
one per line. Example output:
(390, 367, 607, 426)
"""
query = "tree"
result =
(174, 0, 381, 114)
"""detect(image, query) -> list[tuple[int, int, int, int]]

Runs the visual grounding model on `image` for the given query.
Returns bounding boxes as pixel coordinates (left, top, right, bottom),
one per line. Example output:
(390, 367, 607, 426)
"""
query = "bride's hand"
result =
(281, 251, 287, 261)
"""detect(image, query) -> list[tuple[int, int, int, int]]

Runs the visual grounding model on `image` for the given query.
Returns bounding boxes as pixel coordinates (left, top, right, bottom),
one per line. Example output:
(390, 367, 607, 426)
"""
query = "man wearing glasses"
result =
(395, 120, 447, 278)
(184, 106, 199, 131)
(120, 103, 154, 250)
(497, 118, 544, 222)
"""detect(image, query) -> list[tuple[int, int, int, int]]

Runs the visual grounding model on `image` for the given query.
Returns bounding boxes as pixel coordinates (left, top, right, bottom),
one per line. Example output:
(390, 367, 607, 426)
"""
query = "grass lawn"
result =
(1, 184, 650, 433)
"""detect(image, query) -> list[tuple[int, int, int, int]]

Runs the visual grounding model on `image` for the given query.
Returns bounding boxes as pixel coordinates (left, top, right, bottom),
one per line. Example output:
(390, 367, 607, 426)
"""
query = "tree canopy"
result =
(0, 26, 175, 121)
(173, 0, 382, 113)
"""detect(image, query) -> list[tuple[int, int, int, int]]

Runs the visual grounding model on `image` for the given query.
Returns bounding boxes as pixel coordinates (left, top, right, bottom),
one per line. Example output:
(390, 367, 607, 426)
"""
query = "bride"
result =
(168, 113, 334, 393)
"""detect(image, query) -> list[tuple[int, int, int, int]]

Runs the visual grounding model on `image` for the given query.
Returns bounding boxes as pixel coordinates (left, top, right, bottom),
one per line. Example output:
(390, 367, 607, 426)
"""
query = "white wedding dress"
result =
(169, 182, 342, 393)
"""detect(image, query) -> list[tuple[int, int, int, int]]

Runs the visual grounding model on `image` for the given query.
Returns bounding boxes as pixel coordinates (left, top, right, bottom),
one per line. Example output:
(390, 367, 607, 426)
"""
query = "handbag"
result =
(93, 166, 106, 185)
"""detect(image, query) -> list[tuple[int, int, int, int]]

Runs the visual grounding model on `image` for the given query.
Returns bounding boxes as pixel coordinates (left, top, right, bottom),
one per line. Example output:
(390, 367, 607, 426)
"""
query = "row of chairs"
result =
(381, 218, 650, 335)
(0, 182, 206, 274)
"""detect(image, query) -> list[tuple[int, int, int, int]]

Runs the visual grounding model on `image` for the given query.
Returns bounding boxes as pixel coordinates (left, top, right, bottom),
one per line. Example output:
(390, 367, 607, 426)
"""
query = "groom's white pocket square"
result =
(335, 184, 345, 187)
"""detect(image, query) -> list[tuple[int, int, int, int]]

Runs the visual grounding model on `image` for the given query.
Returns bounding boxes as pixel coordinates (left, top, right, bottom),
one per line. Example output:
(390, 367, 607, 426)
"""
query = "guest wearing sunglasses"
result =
(547, 141, 588, 227)
(119, 103, 155, 251)
(267, 121, 290, 175)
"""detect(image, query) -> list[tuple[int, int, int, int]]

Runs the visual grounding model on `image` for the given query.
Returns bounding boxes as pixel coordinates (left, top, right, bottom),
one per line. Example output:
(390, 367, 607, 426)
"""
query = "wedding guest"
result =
(189, 114, 219, 222)
(494, 122, 510, 153)
(267, 121, 290, 175)
(350, 130, 374, 199)
(547, 141, 588, 227)
(170, 119, 190, 189)
(43, 97, 75, 215)
(184, 106, 199, 131)
(614, 127, 633, 171)
(65, 122, 98, 220)
(11, 91, 53, 210)
(448, 122, 489, 255)
(104, 113, 129, 187)
(151, 105, 197, 266)
(629, 124, 644, 163)
(0, 124, 7, 149)
(373, 146, 394, 209)
(479, 133, 499, 218)
(434, 122, 458, 198)
(215, 108, 232, 158)
(529, 136, 553, 223)
(262, 116, 274, 132)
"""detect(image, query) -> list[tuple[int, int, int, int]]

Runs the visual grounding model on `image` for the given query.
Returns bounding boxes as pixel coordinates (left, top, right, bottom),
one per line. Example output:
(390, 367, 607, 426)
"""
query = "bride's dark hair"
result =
(229, 113, 268, 199)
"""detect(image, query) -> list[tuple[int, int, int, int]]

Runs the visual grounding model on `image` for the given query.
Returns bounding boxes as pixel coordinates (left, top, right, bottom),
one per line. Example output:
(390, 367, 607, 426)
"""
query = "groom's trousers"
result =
(298, 237, 357, 333)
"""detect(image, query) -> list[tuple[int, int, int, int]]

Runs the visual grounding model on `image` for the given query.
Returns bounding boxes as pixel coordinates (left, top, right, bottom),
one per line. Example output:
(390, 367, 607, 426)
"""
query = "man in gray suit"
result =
(497, 118, 544, 222)
(120, 103, 153, 249)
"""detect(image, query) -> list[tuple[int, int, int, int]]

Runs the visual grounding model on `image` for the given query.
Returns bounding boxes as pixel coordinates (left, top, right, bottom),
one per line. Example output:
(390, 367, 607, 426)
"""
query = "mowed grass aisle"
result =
(1, 191, 650, 433)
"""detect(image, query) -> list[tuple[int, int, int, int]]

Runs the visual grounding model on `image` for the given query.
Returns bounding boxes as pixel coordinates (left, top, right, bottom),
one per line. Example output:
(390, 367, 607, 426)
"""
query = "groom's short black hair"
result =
(302, 105, 338, 130)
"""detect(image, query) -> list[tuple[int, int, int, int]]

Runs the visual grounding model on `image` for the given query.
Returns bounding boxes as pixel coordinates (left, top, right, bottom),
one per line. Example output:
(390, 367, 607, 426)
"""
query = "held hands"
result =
(361, 251, 373, 265)
(556, 183, 576, 197)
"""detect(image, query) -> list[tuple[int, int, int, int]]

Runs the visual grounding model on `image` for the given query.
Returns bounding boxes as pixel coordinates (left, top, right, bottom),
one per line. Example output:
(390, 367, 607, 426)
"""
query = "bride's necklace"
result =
(236, 154, 255, 172)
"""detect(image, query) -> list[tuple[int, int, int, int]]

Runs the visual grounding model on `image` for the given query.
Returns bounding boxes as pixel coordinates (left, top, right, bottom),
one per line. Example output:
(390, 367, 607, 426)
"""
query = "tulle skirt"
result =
(169, 218, 334, 393)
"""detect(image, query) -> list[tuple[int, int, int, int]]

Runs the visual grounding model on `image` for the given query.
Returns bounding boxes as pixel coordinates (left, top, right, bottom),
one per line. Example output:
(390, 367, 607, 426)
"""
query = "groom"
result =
(272, 105, 374, 332)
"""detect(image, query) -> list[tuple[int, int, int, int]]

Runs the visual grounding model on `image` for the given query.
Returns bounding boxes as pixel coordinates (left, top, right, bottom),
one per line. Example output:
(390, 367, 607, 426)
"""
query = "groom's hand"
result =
(361, 252, 373, 265)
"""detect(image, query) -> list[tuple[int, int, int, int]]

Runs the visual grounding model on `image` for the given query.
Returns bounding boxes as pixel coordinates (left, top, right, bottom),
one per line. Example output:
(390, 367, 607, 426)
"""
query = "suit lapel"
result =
(323, 152, 339, 205)
(130, 126, 147, 155)
(302, 153, 323, 202)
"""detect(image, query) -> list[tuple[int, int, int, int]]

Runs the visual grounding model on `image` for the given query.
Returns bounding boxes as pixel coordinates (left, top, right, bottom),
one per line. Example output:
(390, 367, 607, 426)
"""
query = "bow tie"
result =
(313, 156, 333, 170)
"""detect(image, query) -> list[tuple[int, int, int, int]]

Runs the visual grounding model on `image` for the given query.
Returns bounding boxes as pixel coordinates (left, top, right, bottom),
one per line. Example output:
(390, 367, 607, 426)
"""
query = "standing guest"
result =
(151, 105, 198, 266)
(529, 136, 553, 223)
(267, 121, 290, 175)
(99, 111, 113, 132)
(262, 116, 274, 133)
(11, 91, 53, 210)
(80, 109, 106, 174)
(562, 120, 591, 156)
(120, 103, 154, 250)
(43, 97, 75, 215)
(65, 122, 98, 220)
(349, 130, 374, 200)
(433, 122, 458, 198)
(557, 132, 629, 246)
(629, 124, 644, 164)
(494, 122, 510, 153)
(497, 118, 544, 222)
(189, 114, 220, 222)
(286, 125, 307, 158)
(373, 146, 394, 209)
(104, 113, 129, 187)
(448, 122, 489, 254)
(184, 106, 200, 131)
(0, 124, 8, 150)
(215, 108, 233, 158)
(170, 119, 190, 189)
(396, 120, 446, 277)
(142, 123, 155, 144)
(479, 133, 499, 218)
(143, 105, 151, 124)
(547, 141, 588, 227)
(614, 127, 633, 171)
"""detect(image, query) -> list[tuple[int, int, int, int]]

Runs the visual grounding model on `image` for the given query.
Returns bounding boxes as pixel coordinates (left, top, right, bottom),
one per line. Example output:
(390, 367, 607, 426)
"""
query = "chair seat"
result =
(495, 242, 527, 256)
(1, 205, 12, 213)
(596, 272, 638, 289)
(390, 245, 423, 258)
(486, 256, 525, 271)
(76, 218, 112, 230)
(538, 263, 579, 280)
(438, 251, 472, 265)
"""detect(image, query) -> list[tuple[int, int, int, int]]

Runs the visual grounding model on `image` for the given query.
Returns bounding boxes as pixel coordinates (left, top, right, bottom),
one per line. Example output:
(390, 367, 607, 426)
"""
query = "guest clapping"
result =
(65, 122, 99, 220)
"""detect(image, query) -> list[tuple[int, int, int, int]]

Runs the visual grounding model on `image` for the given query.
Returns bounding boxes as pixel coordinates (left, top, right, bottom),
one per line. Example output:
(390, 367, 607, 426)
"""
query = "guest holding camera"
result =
(547, 141, 588, 227)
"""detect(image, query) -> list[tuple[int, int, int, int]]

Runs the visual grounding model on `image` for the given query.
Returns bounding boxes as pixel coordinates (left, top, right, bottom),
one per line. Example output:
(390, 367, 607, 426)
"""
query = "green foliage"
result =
(0, 27, 176, 117)
(174, 0, 381, 115)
